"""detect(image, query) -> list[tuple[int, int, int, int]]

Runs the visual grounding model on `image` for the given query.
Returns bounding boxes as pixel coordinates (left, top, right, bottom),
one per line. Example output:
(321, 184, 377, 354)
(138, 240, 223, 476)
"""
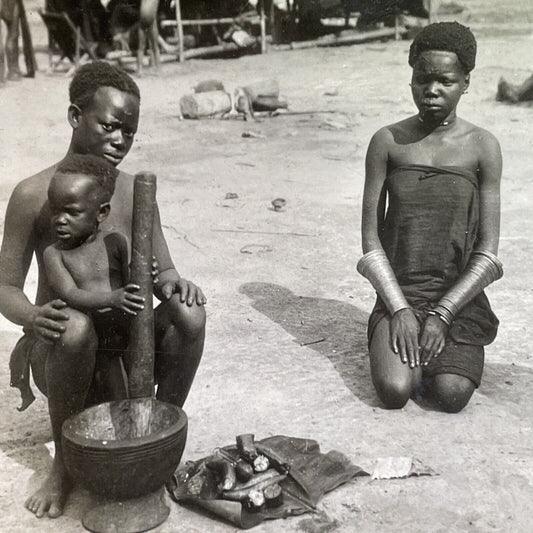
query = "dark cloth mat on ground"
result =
(167, 435, 368, 529)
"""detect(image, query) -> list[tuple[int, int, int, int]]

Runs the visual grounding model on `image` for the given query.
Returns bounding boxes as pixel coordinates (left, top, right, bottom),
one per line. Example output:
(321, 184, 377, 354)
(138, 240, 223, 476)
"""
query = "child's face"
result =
(410, 50, 469, 122)
(70, 86, 140, 167)
(48, 173, 106, 248)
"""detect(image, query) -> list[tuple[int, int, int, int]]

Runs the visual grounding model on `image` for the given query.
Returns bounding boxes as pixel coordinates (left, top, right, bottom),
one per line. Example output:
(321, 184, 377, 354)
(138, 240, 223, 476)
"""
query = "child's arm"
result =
(43, 245, 144, 314)
(116, 232, 131, 284)
(360, 128, 420, 367)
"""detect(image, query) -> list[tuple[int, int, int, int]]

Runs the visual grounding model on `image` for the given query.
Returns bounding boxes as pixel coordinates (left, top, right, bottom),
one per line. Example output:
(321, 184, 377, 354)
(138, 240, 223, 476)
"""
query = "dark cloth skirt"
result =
(367, 291, 499, 387)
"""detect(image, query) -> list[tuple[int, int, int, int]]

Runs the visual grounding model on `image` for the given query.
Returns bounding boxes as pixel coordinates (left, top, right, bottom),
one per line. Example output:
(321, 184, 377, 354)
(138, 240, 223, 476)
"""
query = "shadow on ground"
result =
(239, 282, 533, 413)
(239, 282, 378, 406)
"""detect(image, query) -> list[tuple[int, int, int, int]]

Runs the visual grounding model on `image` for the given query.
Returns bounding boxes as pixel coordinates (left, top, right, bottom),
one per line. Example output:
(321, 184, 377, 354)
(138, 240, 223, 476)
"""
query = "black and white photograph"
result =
(0, 1, 531, 532)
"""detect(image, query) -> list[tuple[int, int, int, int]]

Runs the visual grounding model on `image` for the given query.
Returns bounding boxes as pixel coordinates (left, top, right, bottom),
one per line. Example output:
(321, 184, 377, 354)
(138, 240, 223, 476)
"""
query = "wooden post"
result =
(270, 0, 276, 45)
(128, 172, 156, 399)
(394, 14, 400, 40)
(75, 27, 81, 66)
(175, 0, 185, 62)
(18, 0, 37, 77)
(259, 0, 266, 54)
(428, 0, 437, 24)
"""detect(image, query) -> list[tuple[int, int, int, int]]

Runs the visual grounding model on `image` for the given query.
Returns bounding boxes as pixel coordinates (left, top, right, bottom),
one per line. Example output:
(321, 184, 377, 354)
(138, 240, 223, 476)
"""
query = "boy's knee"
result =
(166, 295, 206, 338)
(60, 308, 97, 353)
(432, 374, 475, 413)
(373, 376, 411, 409)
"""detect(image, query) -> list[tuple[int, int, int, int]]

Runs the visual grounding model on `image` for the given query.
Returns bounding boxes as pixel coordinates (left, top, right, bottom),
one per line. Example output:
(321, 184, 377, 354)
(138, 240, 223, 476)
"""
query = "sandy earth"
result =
(1, 1, 533, 532)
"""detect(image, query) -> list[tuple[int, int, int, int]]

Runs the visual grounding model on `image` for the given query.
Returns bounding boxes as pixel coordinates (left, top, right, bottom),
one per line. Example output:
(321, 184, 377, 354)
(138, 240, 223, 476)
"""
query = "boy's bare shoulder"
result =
(10, 165, 57, 210)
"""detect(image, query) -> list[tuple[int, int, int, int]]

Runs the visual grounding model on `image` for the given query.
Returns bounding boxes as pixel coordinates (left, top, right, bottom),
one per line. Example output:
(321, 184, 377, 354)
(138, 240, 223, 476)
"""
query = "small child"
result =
(42, 153, 146, 400)
(358, 22, 503, 412)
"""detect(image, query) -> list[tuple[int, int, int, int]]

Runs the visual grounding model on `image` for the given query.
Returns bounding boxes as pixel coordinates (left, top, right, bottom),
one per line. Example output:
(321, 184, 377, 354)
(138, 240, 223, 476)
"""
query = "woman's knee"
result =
(60, 308, 97, 353)
(431, 374, 475, 413)
(369, 325, 416, 409)
(372, 374, 412, 409)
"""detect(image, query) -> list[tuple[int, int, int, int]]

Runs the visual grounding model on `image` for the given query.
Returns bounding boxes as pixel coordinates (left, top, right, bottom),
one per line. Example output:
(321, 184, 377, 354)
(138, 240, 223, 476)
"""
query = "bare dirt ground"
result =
(1, 1, 533, 532)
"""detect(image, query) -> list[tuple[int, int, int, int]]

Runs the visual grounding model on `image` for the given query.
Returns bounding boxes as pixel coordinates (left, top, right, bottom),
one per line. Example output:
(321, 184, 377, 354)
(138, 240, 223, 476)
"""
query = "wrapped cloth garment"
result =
(9, 310, 129, 410)
(167, 435, 368, 529)
(368, 164, 499, 386)
(9, 333, 38, 411)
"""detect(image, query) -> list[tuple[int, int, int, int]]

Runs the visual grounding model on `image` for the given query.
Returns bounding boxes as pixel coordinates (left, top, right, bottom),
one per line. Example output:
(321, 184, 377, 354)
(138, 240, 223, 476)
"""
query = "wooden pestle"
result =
(128, 172, 157, 401)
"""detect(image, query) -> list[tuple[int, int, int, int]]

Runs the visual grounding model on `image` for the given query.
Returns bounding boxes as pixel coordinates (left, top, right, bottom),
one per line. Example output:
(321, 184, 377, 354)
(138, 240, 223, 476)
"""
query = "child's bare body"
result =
(45, 230, 134, 398)
(43, 158, 145, 399)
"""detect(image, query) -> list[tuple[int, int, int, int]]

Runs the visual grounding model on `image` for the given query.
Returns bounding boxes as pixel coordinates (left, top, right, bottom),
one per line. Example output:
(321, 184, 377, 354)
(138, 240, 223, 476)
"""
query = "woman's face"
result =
(411, 50, 469, 124)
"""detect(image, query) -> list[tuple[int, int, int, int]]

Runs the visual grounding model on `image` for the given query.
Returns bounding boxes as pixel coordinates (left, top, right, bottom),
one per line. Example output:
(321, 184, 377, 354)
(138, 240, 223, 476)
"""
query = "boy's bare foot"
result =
(25, 457, 72, 518)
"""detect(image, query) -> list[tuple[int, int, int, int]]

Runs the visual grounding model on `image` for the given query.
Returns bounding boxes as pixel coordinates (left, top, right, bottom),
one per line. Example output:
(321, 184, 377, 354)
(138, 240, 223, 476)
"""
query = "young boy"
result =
(10, 154, 139, 409)
(359, 22, 503, 413)
(43, 154, 148, 400)
(0, 61, 206, 519)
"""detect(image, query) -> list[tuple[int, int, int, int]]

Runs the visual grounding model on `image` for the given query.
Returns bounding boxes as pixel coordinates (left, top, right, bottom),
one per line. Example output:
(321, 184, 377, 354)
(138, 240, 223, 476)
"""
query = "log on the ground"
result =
(273, 26, 407, 51)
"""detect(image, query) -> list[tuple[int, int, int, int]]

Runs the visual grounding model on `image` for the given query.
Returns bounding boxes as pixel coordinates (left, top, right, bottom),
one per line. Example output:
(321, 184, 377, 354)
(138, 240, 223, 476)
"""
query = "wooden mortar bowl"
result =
(62, 398, 187, 500)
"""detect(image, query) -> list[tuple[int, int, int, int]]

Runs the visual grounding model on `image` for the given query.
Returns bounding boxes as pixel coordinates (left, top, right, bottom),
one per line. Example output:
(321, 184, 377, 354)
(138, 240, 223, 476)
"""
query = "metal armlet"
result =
(433, 250, 503, 324)
(357, 249, 410, 316)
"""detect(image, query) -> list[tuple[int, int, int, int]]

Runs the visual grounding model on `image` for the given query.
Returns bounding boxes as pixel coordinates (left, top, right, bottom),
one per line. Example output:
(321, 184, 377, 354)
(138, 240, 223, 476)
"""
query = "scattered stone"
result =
(271, 198, 286, 211)
(240, 244, 273, 254)
(242, 130, 266, 139)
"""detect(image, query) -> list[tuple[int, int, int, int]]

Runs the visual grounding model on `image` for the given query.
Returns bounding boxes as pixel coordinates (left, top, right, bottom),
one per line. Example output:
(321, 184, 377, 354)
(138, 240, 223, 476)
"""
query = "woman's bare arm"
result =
(475, 129, 502, 253)
(360, 128, 420, 366)
(362, 128, 390, 253)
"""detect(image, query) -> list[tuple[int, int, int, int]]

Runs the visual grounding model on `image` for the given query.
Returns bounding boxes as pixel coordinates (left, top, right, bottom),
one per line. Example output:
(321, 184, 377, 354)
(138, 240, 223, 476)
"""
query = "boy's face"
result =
(48, 173, 107, 248)
(410, 50, 469, 123)
(69, 86, 140, 167)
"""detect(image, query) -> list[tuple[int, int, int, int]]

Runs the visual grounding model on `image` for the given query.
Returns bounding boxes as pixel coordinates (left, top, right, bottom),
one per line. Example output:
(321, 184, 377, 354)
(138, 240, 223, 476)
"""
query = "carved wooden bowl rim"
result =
(62, 398, 187, 452)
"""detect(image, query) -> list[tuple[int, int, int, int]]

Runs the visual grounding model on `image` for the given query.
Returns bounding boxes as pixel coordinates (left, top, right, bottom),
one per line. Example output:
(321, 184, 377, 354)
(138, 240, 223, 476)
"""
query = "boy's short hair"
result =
(69, 61, 140, 110)
(55, 154, 119, 202)
(409, 22, 477, 73)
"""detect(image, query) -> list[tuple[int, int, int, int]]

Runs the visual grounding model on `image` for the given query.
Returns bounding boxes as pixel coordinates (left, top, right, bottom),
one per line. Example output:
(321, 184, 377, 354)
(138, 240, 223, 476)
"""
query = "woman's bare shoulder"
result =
(459, 119, 500, 148)
(373, 116, 419, 144)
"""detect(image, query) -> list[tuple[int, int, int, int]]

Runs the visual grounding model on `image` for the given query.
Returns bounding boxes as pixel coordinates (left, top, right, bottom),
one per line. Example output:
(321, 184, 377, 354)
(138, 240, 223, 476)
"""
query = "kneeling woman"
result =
(359, 22, 503, 412)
